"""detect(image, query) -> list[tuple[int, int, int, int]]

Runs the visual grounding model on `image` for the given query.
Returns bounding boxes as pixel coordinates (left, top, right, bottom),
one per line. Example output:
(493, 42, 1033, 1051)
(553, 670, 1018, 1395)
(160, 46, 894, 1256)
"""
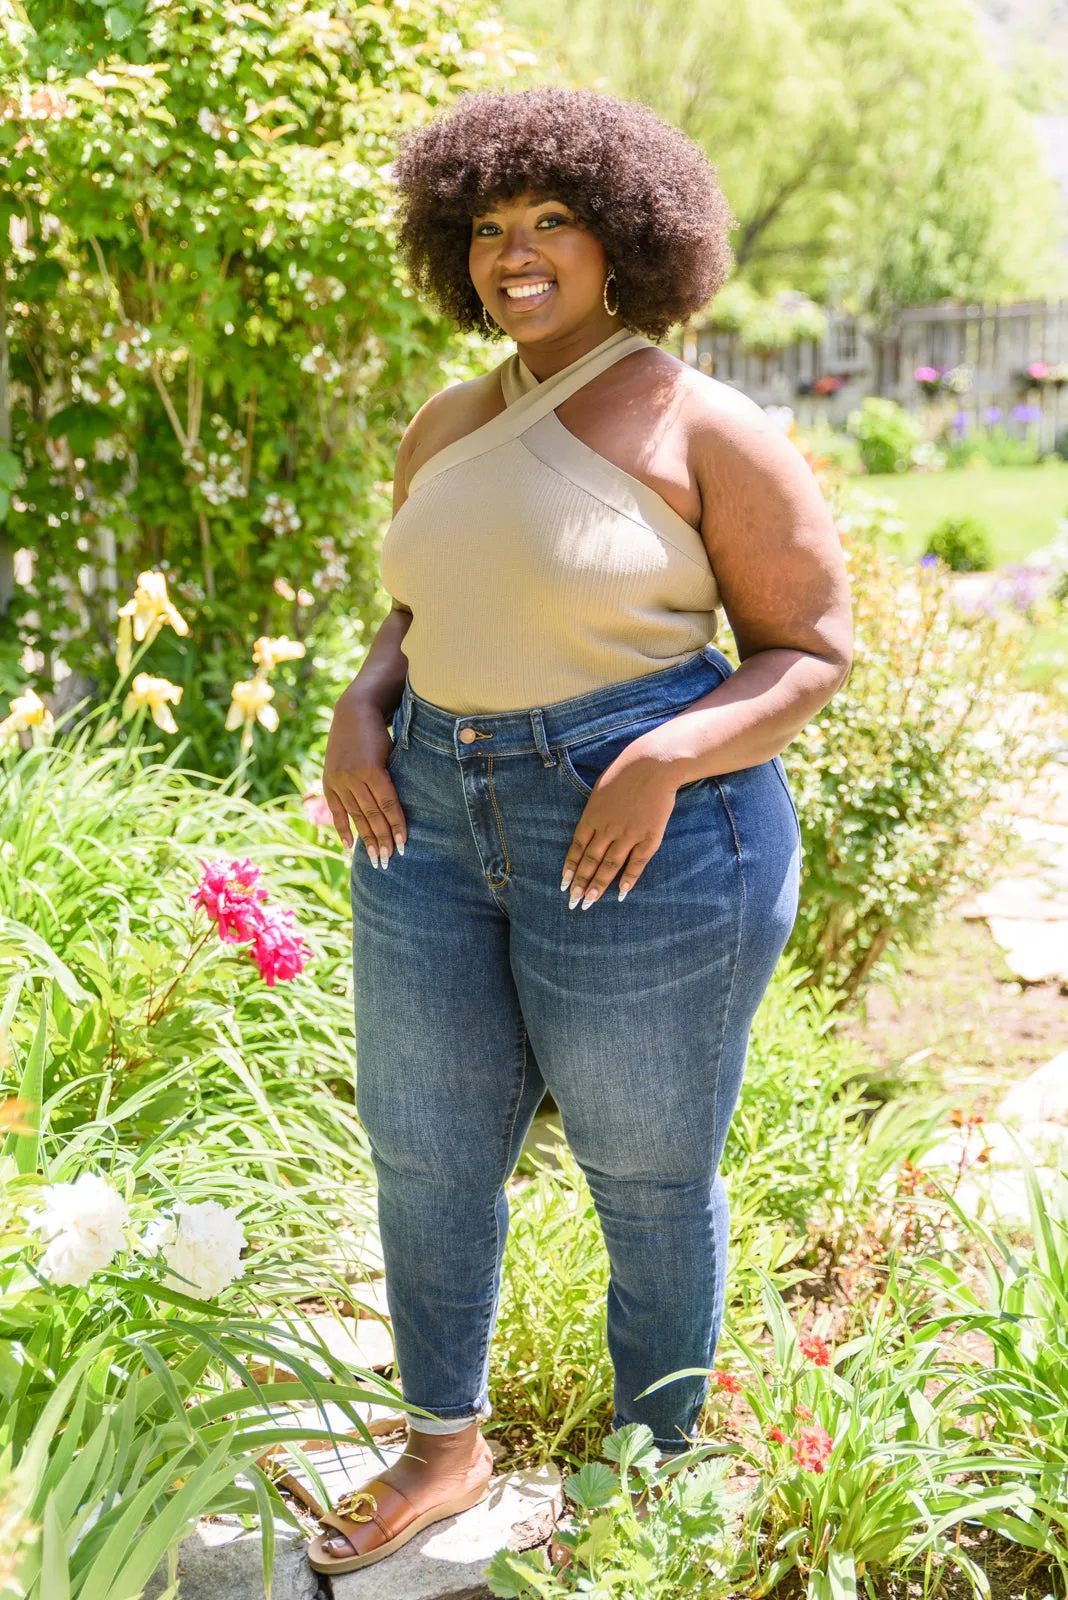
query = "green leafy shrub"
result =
(728, 959, 944, 1248)
(944, 423, 1043, 468)
(933, 1168, 1068, 1565)
(721, 1279, 1037, 1600)
(0, 0, 529, 786)
(487, 1424, 739, 1598)
(923, 514, 994, 572)
(490, 1147, 614, 1466)
(782, 526, 1054, 1001)
(846, 398, 924, 475)
(0, 1071, 402, 1598)
(0, 733, 374, 1243)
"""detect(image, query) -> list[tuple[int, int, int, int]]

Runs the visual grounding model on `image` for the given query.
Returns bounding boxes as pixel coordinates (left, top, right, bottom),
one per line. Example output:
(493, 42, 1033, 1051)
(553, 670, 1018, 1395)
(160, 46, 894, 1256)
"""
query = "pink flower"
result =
(913, 366, 941, 384)
(191, 857, 269, 942)
(251, 904, 311, 986)
(767, 1426, 787, 1444)
(795, 1404, 813, 1422)
(1027, 361, 1049, 381)
(712, 1370, 742, 1395)
(302, 787, 333, 828)
(799, 1334, 831, 1368)
(793, 1424, 833, 1474)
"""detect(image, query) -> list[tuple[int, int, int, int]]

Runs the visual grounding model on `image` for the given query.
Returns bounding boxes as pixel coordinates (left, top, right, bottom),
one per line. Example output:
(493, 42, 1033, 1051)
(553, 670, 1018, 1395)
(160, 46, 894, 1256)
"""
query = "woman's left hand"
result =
(560, 743, 682, 908)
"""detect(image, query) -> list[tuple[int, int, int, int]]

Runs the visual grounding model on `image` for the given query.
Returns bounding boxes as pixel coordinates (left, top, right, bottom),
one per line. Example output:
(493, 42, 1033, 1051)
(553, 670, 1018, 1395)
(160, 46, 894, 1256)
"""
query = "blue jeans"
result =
(351, 644, 800, 1453)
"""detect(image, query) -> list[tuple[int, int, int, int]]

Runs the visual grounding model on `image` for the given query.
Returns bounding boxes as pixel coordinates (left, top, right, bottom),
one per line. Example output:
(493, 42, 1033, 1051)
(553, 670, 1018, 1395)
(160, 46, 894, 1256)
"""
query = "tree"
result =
(0, 0, 531, 781)
(499, 0, 1064, 322)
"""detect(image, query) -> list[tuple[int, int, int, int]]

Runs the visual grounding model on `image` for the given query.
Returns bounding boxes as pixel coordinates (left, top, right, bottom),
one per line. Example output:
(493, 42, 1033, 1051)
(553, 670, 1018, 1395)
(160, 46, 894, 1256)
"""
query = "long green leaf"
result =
(1, 987, 48, 1174)
(40, 1493, 71, 1600)
(100, 1438, 246, 1600)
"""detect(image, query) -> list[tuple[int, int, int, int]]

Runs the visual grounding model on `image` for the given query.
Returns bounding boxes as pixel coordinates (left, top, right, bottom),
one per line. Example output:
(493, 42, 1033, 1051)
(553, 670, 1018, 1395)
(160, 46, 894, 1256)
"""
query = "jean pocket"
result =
(559, 713, 675, 799)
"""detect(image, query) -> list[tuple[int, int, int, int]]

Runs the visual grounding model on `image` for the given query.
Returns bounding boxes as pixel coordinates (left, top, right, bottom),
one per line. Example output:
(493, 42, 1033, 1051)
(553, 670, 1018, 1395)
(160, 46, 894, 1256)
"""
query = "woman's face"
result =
(468, 191, 616, 346)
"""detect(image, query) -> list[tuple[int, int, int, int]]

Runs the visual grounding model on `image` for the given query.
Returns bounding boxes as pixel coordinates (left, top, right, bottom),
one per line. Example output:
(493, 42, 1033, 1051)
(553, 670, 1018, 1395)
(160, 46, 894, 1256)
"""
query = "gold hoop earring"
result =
(602, 269, 620, 317)
(482, 304, 496, 334)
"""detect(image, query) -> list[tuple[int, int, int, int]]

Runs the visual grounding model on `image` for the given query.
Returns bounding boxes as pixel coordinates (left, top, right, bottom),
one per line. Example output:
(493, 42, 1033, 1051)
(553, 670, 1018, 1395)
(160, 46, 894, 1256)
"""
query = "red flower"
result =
(799, 1334, 831, 1368)
(712, 1370, 742, 1395)
(793, 1424, 833, 1474)
(767, 1426, 787, 1444)
(190, 857, 310, 985)
(251, 904, 311, 987)
(191, 857, 269, 942)
(795, 1404, 813, 1421)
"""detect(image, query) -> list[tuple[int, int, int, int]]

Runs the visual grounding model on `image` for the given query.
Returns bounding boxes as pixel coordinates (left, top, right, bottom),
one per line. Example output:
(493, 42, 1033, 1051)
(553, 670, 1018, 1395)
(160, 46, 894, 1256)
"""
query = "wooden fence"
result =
(682, 300, 1068, 450)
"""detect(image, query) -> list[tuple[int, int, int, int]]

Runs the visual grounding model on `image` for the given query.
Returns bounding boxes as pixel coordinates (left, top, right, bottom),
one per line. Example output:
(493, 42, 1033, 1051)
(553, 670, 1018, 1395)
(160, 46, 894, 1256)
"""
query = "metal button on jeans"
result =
(458, 728, 477, 744)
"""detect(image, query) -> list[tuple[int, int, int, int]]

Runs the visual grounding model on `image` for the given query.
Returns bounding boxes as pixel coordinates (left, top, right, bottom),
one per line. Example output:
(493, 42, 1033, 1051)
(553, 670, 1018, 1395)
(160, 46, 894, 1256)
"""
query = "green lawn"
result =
(861, 461, 1068, 565)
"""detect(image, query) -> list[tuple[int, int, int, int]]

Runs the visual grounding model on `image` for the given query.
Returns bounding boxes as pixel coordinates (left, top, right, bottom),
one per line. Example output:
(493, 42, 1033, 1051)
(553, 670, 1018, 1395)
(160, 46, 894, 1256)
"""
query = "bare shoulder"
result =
(397, 365, 507, 501)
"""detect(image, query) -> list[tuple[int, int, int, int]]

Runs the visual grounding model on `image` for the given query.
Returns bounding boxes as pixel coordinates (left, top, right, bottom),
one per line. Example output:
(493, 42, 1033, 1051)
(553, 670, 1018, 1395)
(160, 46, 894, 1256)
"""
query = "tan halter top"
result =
(380, 327, 721, 714)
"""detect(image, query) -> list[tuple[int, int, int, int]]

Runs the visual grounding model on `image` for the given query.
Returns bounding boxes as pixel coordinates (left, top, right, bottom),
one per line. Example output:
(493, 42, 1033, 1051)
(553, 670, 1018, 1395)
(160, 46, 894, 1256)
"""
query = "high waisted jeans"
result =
(350, 643, 801, 1453)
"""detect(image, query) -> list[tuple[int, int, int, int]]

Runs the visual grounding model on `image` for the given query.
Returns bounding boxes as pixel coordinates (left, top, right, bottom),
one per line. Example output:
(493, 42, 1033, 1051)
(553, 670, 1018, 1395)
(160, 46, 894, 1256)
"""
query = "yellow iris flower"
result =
(122, 673, 183, 734)
(252, 635, 306, 672)
(226, 677, 278, 752)
(116, 570, 189, 675)
(0, 688, 54, 739)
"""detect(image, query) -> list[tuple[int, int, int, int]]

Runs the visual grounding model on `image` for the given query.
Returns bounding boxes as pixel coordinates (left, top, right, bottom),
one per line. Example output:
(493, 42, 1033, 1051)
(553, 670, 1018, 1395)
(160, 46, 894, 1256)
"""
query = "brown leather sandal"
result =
(307, 1477, 492, 1574)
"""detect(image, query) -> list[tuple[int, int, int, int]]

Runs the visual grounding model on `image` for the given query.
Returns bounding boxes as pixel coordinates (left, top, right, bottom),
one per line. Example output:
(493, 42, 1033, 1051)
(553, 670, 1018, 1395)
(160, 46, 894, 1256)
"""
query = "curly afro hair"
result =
(392, 88, 734, 343)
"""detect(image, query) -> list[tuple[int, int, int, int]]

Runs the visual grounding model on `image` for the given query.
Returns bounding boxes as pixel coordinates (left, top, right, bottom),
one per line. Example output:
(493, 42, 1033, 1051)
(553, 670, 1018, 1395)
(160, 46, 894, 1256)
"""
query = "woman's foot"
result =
(317, 1423, 494, 1563)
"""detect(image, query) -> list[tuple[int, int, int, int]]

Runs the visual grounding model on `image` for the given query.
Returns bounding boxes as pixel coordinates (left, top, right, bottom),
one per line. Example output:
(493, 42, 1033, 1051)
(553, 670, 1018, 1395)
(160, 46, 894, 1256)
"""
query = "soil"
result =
(768, 1529, 1065, 1600)
(837, 912, 1067, 1115)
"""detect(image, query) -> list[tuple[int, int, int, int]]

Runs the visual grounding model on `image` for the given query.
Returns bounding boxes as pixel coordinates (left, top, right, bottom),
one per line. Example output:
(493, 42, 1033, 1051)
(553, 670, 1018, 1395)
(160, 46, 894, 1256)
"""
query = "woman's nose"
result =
(496, 229, 540, 266)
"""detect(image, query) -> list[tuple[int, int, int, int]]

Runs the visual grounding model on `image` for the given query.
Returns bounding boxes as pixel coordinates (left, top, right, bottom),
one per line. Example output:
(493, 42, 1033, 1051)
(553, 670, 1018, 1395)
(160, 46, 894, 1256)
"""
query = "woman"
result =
(310, 86, 852, 1576)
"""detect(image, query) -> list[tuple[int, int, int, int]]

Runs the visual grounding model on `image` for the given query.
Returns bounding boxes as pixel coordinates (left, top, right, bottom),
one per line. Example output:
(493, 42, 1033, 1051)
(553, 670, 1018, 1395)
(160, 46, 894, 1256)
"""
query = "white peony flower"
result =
(153, 1201, 247, 1300)
(25, 1173, 131, 1287)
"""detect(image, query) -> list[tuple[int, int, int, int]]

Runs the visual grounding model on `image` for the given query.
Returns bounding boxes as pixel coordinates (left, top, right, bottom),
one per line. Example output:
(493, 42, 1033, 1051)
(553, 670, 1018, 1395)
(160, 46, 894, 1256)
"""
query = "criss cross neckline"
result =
(406, 327, 653, 496)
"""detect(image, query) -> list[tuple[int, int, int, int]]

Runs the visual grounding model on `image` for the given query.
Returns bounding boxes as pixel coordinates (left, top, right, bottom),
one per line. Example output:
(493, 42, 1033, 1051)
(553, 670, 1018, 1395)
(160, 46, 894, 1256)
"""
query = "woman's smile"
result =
(499, 278, 556, 309)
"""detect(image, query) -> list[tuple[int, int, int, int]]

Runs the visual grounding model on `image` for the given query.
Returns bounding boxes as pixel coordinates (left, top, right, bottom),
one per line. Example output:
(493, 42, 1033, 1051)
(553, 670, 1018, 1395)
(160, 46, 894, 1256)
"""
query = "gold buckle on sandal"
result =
(335, 1489, 377, 1522)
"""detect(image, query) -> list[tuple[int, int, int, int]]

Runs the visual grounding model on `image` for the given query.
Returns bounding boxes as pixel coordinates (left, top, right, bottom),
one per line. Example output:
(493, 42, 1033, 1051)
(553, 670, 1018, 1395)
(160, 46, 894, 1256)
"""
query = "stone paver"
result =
(998, 1049, 1068, 1125)
(142, 1518, 320, 1600)
(958, 762, 1068, 985)
(329, 1464, 561, 1600)
(923, 1048, 1068, 1226)
(302, 1311, 396, 1374)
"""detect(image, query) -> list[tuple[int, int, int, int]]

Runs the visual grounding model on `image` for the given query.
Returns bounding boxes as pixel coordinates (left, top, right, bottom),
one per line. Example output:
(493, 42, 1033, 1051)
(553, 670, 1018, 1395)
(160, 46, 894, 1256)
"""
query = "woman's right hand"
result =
(322, 692, 407, 868)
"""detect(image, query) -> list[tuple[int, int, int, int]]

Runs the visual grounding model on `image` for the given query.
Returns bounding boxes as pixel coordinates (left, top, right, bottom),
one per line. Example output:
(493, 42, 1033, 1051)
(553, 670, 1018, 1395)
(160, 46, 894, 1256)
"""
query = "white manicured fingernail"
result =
(618, 885, 630, 902)
(568, 894, 581, 910)
(561, 870, 573, 892)
(581, 889, 599, 910)
(379, 849, 389, 871)
(396, 839, 405, 857)
(366, 846, 378, 869)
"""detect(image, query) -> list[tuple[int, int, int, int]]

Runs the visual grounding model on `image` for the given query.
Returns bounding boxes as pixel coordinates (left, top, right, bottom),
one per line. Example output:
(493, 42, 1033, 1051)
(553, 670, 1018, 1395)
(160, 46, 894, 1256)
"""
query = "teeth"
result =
(503, 282, 553, 300)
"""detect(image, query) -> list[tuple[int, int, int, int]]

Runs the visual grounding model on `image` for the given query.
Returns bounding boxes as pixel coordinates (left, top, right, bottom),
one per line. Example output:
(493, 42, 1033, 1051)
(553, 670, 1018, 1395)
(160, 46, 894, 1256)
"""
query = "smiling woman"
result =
(314, 85, 852, 1580)
(391, 87, 733, 341)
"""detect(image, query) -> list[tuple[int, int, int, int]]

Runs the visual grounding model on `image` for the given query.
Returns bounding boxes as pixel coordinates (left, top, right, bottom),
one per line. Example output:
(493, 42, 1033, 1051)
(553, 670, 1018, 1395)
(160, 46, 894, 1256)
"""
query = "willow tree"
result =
(500, 0, 1064, 321)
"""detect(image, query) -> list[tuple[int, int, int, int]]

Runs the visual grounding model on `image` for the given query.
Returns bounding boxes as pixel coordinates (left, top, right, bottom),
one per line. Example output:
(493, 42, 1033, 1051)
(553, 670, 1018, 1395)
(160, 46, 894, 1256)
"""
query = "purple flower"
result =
(919, 554, 940, 570)
(982, 406, 1003, 425)
(1011, 404, 1042, 424)
(951, 410, 969, 438)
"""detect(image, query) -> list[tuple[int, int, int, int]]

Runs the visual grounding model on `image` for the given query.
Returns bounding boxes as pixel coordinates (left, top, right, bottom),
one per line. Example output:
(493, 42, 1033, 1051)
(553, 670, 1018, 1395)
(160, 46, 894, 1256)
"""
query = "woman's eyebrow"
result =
(472, 194, 570, 219)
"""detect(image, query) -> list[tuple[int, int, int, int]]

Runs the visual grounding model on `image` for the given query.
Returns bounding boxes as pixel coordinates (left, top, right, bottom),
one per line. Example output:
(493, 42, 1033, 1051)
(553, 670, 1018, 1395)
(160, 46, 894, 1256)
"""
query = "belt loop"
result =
(530, 708, 555, 768)
(400, 680, 413, 749)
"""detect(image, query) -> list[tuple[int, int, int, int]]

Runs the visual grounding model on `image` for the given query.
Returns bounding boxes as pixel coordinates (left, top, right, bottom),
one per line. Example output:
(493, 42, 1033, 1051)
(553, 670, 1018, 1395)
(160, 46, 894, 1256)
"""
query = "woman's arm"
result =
(561, 390, 853, 907)
(635, 393, 853, 781)
(321, 422, 420, 865)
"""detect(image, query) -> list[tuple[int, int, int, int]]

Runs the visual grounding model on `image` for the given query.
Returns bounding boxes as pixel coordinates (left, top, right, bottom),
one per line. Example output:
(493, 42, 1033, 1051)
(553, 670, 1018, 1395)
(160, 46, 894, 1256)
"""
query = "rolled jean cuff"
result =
(405, 1397, 492, 1435)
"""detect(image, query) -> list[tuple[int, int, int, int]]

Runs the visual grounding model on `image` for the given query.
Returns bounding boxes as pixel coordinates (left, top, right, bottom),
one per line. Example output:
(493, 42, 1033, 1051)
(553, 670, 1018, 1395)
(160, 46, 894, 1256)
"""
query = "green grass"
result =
(861, 461, 1068, 565)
